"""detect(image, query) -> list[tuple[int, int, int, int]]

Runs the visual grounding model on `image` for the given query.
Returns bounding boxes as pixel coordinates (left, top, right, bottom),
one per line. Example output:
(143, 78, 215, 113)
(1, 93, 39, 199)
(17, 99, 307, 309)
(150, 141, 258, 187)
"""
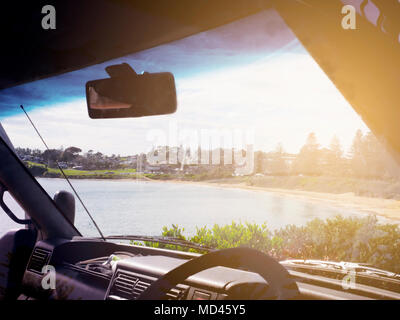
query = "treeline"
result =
(255, 130, 400, 180)
(16, 147, 127, 170)
(16, 129, 400, 180)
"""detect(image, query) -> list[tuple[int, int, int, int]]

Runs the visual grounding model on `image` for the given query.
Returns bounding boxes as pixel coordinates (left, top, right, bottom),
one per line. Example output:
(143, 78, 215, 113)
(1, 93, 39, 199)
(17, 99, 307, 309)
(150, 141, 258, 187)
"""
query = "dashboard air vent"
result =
(27, 247, 51, 273)
(109, 271, 139, 299)
(131, 280, 152, 299)
(108, 270, 187, 300)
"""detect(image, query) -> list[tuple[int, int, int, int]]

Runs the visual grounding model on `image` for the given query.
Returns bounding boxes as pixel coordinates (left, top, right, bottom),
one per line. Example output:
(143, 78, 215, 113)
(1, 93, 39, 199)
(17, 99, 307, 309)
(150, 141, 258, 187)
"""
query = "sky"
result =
(0, 9, 369, 156)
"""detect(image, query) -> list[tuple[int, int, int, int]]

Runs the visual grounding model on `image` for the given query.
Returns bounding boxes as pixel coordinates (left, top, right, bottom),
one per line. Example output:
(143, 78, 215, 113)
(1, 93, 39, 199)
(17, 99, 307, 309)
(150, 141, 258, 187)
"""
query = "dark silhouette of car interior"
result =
(1, 0, 400, 300)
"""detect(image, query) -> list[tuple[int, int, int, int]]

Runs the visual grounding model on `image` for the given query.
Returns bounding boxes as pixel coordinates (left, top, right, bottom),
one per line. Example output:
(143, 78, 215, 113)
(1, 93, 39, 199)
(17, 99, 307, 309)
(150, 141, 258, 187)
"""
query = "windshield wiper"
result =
(282, 259, 400, 295)
(97, 234, 215, 252)
(282, 259, 400, 281)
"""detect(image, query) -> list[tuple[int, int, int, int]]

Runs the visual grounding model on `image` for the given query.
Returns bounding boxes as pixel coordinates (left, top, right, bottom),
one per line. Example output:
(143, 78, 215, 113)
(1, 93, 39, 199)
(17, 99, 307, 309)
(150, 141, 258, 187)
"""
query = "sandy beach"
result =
(155, 179, 400, 222)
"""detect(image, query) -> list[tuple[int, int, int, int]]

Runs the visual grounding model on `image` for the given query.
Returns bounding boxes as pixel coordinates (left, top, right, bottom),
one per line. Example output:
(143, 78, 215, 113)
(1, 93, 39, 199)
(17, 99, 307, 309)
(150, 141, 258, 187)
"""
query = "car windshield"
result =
(1, 9, 400, 274)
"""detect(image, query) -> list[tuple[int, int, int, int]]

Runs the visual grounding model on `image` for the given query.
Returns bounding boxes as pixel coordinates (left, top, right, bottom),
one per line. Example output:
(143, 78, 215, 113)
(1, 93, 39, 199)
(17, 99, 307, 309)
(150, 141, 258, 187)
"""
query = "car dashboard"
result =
(19, 238, 400, 300)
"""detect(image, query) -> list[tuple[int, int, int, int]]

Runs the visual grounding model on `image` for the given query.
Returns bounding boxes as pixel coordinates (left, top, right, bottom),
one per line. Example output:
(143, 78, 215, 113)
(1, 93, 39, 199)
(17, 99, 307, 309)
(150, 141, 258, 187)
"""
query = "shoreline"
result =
(37, 176, 400, 223)
(147, 179, 400, 223)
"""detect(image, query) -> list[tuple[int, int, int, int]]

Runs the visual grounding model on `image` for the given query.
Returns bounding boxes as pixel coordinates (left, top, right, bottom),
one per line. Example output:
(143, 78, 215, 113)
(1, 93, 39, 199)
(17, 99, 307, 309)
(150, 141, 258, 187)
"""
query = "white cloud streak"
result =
(2, 51, 369, 155)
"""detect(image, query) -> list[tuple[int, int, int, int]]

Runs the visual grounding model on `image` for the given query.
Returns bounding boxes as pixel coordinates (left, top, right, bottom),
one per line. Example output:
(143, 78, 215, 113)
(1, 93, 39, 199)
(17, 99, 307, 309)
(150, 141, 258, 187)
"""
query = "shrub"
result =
(158, 216, 400, 273)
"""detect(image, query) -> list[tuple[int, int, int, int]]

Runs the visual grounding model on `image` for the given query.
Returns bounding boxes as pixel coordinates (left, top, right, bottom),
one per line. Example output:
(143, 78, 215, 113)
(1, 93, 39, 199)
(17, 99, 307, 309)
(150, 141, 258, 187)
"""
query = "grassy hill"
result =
(25, 161, 138, 179)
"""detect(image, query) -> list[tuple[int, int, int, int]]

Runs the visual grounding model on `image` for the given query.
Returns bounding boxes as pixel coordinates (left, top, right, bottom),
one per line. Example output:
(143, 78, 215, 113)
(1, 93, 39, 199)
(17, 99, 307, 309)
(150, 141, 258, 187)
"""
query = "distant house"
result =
(33, 156, 43, 163)
(184, 165, 206, 174)
(58, 162, 68, 169)
(22, 155, 34, 161)
(145, 164, 161, 173)
(121, 155, 138, 166)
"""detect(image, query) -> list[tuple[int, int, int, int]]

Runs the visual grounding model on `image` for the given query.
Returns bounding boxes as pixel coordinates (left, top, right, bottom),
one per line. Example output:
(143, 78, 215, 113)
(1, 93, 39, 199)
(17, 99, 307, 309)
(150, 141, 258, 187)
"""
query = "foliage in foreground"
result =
(144, 216, 400, 273)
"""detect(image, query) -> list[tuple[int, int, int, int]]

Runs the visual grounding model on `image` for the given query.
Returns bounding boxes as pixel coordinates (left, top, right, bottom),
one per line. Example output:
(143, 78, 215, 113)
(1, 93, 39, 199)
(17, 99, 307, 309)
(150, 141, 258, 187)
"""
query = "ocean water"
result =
(0, 178, 392, 238)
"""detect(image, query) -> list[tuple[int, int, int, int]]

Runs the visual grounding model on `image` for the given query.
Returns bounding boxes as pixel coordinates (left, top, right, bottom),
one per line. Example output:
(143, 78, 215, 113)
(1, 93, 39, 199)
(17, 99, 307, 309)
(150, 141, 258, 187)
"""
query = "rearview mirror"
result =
(86, 66, 177, 119)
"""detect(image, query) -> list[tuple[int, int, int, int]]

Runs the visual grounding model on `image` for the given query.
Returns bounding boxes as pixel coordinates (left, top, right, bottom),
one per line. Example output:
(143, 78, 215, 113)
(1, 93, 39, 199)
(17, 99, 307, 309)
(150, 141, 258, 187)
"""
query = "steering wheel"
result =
(138, 247, 300, 300)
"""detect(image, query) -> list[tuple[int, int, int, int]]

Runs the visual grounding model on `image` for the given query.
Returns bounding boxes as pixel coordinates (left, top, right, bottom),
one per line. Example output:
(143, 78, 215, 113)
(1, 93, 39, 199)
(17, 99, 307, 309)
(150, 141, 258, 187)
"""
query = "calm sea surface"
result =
(0, 178, 394, 238)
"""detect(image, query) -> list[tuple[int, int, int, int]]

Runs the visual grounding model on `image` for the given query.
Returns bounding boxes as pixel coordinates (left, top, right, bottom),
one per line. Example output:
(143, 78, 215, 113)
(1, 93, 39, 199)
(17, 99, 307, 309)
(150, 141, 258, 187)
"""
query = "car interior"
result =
(1, 0, 400, 301)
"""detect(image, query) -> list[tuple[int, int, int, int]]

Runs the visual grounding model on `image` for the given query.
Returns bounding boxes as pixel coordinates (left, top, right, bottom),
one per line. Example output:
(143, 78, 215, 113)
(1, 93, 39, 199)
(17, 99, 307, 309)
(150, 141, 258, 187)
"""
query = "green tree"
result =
(294, 132, 321, 175)
(269, 143, 288, 175)
(362, 132, 387, 179)
(42, 149, 62, 167)
(349, 130, 389, 179)
(349, 129, 366, 177)
(323, 135, 344, 176)
(60, 146, 82, 162)
(254, 151, 265, 174)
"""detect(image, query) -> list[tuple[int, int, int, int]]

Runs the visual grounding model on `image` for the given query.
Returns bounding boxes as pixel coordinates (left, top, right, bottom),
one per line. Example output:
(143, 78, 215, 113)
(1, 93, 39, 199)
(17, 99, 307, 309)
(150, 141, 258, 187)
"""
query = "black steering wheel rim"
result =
(138, 247, 300, 300)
